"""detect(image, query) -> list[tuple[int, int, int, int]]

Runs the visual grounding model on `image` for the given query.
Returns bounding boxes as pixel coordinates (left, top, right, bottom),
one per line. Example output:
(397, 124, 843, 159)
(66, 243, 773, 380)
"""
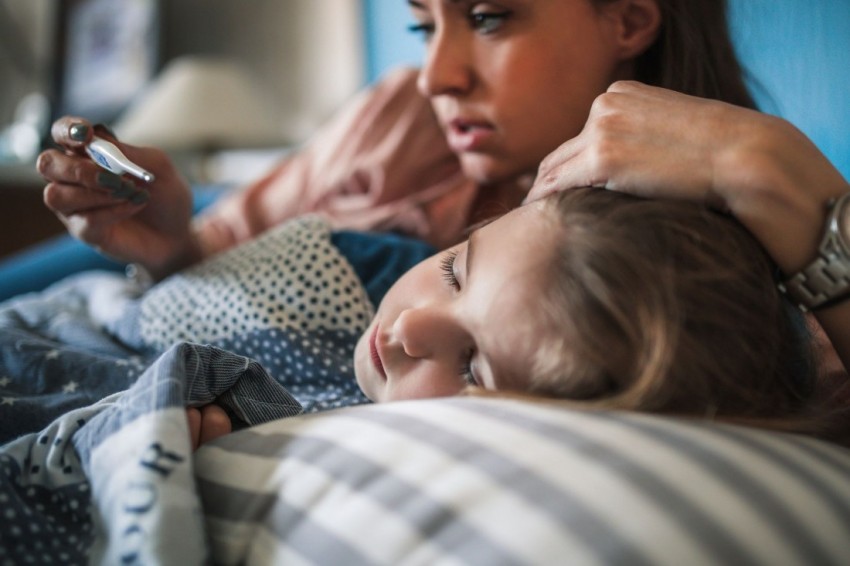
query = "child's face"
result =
(354, 200, 558, 402)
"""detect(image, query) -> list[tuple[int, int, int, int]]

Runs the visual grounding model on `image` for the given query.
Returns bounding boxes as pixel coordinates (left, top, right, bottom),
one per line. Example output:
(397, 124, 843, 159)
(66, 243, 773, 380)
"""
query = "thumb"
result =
(51, 116, 94, 152)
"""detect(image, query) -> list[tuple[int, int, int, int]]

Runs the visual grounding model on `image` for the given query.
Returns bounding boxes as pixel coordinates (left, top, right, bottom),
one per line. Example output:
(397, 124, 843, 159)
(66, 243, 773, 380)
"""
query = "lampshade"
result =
(114, 56, 284, 150)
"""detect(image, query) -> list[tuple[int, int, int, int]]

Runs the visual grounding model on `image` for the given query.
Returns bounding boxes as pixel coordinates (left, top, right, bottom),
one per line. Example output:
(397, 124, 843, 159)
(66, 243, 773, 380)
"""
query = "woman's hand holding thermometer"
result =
(39, 117, 200, 279)
(85, 136, 156, 183)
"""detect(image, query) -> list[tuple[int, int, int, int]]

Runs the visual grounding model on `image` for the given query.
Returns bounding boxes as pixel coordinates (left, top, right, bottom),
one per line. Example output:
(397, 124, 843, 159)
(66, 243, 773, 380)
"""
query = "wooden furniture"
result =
(0, 163, 65, 260)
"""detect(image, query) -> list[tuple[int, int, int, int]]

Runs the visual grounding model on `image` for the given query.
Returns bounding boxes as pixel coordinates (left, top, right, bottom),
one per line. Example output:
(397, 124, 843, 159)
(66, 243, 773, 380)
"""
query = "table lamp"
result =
(114, 56, 285, 180)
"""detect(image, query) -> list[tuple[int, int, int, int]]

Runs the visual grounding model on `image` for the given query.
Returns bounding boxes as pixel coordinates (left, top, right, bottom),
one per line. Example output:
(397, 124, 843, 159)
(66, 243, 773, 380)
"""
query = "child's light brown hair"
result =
(507, 188, 848, 445)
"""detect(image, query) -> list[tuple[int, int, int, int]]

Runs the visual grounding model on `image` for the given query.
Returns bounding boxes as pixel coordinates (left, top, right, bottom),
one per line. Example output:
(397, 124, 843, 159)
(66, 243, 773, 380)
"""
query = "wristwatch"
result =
(779, 192, 850, 311)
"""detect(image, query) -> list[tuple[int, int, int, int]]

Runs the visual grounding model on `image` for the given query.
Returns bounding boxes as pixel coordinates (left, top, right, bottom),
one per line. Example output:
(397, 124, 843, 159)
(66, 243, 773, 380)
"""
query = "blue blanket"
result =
(0, 272, 315, 563)
(0, 216, 435, 563)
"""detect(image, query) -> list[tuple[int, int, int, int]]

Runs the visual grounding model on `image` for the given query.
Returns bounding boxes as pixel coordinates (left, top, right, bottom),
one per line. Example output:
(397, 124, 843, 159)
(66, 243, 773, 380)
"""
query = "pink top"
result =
(195, 68, 519, 256)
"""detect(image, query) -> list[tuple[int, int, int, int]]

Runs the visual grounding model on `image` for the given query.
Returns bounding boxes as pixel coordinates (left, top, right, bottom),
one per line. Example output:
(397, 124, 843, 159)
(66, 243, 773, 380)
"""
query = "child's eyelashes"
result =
(440, 250, 477, 385)
(440, 250, 461, 291)
(459, 349, 477, 386)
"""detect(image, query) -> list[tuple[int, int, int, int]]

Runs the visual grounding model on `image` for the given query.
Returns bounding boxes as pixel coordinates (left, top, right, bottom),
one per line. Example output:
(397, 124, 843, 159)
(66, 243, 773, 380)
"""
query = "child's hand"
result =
(186, 404, 233, 451)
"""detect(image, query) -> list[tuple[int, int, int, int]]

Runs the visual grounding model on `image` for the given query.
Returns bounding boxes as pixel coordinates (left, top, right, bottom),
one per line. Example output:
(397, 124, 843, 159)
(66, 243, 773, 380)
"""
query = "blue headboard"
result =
(361, 0, 850, 181)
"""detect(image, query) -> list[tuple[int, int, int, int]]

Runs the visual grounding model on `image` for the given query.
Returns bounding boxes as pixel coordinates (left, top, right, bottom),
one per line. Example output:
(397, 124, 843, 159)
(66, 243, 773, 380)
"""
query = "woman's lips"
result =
(446, 119, 495, 153)
(369, 325, 387, 380)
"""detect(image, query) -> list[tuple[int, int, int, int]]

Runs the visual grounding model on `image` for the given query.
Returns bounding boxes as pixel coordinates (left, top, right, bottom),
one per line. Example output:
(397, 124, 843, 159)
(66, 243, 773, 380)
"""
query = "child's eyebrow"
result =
(464, 215, 498, 238)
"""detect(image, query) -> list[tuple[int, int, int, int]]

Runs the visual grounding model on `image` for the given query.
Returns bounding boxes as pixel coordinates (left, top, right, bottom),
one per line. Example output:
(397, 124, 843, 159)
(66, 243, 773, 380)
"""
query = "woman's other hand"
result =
(38, 116, 201, 280)
(528, 81, 850, 275)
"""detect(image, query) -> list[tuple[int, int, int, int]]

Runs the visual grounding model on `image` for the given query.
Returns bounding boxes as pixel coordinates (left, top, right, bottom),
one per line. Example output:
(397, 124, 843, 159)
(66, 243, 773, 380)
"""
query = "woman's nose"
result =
(416, 30, 473, 98)
(393, 306, 459, 359)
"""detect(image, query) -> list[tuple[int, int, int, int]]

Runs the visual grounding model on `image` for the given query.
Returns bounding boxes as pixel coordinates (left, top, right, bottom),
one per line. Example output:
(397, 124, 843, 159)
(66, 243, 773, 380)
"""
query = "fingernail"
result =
(96, 171, 123, 191)
(112, 181, 137, 200)
(69, 123, 89, 141)
(130, 190, 149, 205)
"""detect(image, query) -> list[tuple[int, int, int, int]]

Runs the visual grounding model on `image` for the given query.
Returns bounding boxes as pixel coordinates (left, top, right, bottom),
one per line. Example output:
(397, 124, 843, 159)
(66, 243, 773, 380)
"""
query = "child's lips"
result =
(370, 325, 387, 380)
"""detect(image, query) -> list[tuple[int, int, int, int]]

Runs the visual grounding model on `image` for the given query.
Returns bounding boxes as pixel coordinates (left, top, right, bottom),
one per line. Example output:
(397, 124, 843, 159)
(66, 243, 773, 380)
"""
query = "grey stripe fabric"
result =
(198, 476, 379, 566)
(195, 398, 850, 565)
(200, 429, 524, 565)
(602, 413, 841, 566)
(785, 433, 850, 477)
(677, 421, 850, 557)
(351, 404, 747, 566)
(450, 405, 850, 565)
(344, 408, 658, 566)
(453, 401, 850, 565)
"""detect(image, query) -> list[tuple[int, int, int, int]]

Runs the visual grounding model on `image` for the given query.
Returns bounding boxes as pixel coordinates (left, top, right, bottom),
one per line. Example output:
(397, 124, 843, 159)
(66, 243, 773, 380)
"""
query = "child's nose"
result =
(394, 306, 458, 359)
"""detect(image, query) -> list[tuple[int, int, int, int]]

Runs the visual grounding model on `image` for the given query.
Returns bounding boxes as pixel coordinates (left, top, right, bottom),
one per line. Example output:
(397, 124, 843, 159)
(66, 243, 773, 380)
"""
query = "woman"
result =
(38, 0, 849, 364)
(38, 0, 748, 274)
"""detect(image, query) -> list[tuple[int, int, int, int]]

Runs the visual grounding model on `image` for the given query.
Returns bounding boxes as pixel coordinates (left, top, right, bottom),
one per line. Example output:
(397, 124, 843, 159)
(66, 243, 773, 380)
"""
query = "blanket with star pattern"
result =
(0, 217, 387, 564)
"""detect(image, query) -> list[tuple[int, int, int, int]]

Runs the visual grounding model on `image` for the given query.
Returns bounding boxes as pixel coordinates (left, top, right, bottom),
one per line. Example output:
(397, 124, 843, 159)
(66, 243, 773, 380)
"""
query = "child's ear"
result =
(601, 0, 662, 61)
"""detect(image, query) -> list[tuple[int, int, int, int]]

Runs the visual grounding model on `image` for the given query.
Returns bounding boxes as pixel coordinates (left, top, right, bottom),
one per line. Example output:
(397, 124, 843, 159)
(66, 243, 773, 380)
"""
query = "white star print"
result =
(63, 381, 79, 393)
(0, 377, 10, 387)
(45, 349, 61, 360)
(1, 397, 14, 406)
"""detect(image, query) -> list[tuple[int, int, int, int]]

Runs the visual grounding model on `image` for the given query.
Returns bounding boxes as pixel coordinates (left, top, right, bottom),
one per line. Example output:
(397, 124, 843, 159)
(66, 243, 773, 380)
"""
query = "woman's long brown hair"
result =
(597, 0, 758, 109)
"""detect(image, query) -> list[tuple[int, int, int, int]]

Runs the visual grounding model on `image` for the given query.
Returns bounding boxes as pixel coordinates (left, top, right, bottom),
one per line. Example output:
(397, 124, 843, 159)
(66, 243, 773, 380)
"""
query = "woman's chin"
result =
(459, 154, 528, 186)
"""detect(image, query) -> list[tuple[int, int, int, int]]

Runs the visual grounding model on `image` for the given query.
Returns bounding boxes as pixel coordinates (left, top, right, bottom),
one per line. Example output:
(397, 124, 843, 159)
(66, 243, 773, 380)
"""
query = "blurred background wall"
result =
(158, 0, 364, 143)
(0, 0, 364, 166)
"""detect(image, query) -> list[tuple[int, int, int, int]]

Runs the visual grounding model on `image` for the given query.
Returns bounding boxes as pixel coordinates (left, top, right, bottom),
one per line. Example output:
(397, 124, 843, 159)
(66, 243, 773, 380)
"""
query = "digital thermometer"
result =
(85, 137, 155, 183)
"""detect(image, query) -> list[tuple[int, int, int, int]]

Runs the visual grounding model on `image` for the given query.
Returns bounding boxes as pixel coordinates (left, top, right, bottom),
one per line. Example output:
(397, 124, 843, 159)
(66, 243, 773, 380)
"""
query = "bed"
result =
(4, 391, 850, 564)
(1, 217, 849, 565)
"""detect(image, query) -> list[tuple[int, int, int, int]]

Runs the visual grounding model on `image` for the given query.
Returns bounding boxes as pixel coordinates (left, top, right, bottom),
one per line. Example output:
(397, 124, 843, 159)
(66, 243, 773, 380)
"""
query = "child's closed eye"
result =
(440, 250, 461, 291)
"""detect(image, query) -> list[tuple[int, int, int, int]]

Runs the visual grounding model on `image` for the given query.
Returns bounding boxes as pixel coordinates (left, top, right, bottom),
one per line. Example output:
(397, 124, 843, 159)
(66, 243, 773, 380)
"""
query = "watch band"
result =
(779, 192, 850, 312)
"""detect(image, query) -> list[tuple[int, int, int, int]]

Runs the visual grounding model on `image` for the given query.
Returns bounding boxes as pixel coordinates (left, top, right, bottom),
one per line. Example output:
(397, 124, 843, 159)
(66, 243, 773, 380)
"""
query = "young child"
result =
(189, 188, 848, 448)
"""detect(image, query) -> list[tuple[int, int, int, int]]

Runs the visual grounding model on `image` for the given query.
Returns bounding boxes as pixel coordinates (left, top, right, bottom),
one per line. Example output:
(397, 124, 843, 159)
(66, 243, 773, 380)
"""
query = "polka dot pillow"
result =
(138, 216, 374, 352)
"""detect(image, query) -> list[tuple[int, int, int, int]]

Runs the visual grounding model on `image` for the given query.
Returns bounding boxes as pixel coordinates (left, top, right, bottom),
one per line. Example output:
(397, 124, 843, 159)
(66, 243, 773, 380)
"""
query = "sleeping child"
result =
(3, 186, 846, 566)
(1, 185, 842, 446)
(186, 188, 848, 448)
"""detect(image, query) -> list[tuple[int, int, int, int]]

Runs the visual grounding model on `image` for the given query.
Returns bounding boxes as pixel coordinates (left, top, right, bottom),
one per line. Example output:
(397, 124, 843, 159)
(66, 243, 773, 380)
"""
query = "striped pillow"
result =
(194, 397, 850, 565)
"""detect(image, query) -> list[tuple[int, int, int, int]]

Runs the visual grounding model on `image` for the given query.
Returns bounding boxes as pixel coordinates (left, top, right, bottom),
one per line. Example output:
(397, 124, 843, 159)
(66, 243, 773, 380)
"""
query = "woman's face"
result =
(354, 199, 560, 402)
(410, 0, 630, 184)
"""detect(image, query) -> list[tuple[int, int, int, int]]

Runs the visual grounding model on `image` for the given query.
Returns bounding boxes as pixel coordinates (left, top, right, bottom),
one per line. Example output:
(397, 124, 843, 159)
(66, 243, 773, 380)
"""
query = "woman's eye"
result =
(469, 11, 510, 34)
(408, 22, 435, 41)
(440, 250, 461, 291)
